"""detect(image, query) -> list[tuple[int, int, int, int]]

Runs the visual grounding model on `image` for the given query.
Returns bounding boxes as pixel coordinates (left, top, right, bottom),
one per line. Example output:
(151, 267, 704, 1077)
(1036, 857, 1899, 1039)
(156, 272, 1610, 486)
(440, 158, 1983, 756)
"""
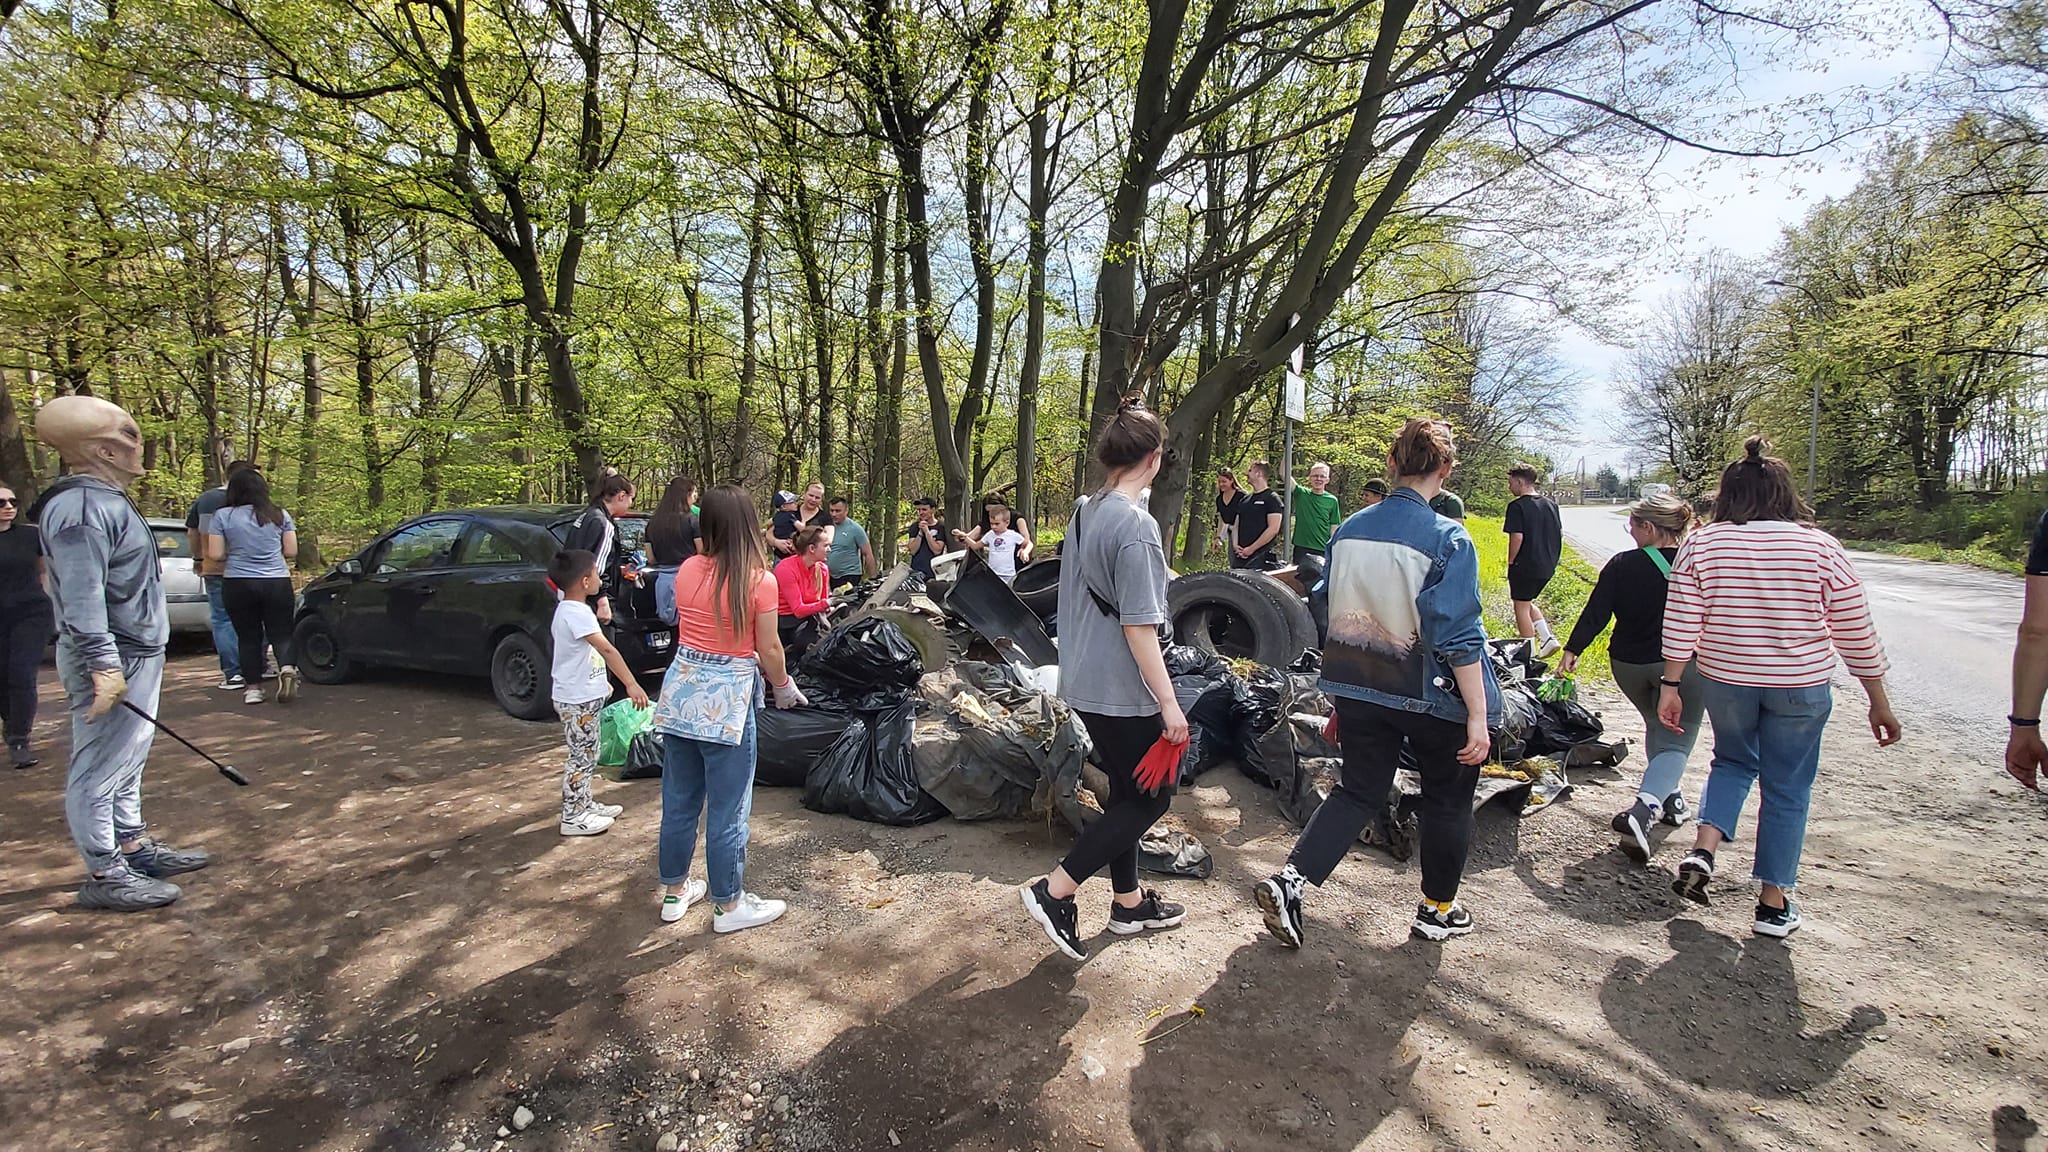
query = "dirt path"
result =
(2, 653, 2044, 1152)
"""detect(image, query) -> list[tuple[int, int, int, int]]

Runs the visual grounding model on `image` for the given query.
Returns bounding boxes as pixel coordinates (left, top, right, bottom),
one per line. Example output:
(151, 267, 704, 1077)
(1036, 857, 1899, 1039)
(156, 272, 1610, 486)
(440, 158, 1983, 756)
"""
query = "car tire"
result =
(491, 631, 555, 721)
(1168, 570, 1316, 667)
(293, 616, 357, 684)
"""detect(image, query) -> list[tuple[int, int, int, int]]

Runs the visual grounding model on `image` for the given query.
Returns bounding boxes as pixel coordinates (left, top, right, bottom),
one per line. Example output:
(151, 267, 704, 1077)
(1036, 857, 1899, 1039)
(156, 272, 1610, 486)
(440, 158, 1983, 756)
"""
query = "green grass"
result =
(1840, 538, 2024, 576)
(1466, 513, 1612, 683)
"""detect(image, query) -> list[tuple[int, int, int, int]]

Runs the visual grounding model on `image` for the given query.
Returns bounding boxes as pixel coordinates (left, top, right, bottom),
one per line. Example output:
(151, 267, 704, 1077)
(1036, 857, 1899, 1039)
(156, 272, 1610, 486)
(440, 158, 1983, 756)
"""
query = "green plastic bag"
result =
(1536, 675, 1577, 704)
(598, 699, 656, 767)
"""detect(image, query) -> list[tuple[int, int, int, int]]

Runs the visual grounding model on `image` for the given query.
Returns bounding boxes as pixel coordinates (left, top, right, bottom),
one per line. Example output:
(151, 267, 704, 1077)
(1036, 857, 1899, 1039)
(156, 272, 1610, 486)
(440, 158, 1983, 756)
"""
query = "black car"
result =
(291, 505, 675, 719)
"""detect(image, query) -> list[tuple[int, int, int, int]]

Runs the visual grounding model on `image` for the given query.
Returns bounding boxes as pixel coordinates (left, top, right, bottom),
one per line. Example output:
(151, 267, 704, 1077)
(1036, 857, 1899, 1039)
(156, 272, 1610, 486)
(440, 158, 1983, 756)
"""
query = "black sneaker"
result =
(1754, 900, 1803, 938)
(1108, 889, 1185, 935)
(1660, 793, 1692, 827)
(1618, 798, 1657, 864)
(1411, 902, 1474, 940)
(1020, 878, 1086, 960)
(1254, 871, 1305, 949)
(77, 871, 180, 912)
(8, 740, 35, 769)
(1672, 849, 1714, 905)
(124, 839, 211, 879)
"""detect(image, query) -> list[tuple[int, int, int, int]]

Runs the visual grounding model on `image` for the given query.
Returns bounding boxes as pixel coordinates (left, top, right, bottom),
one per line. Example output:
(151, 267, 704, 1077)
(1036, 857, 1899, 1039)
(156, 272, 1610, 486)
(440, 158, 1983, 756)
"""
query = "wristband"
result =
(2011, 715, 2041, 728)
(1659, 678, 1683, 688)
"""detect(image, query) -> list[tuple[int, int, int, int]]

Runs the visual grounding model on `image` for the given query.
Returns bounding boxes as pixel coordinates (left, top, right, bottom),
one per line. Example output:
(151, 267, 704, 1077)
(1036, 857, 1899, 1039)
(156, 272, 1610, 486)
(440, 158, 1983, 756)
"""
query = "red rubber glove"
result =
(1134, 734, 1190, 795)
(1323, 711, 1340, 747)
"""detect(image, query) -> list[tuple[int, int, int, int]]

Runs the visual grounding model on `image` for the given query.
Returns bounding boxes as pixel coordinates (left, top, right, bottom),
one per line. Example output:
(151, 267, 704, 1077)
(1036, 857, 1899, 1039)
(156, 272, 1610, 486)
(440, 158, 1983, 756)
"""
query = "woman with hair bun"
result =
(1558, 492, 1703, 863)
(1019, 398, 1189, 961)
(1256, 418, 1501, 946)
(1659, 436, 1901, 938)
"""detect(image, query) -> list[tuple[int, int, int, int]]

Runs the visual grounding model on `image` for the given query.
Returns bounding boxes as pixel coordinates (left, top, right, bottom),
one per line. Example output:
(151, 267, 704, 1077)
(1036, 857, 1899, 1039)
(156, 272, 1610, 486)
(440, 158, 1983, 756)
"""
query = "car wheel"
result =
(293, 616, 357, 684)
(491, 631, 555, 721)
(1168, 570, 1317, 667)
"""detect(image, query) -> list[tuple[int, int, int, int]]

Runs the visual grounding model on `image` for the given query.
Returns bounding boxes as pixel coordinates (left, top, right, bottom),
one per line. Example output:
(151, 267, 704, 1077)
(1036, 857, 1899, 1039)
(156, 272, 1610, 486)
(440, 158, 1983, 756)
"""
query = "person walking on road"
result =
(1256, 418, 1500, 946)
(1660, 436, 1902, 938)
(0, 482, 53, 768)
(548, 548, 648, 837)
(774, 525, 834, 663)
(2005, 509, 2048, 791)
(210, 470, 301, 707)
(825, 497, 875, 592)
(34, 395, 208, 911)
(1233, 462, 1284, 570)
(650, 483, 807, 933)
(1504, 462, 1563, 658)
(1557, 493, 1704, 862)
(1021, 398, 1188, 961)
(564, 473, 634, 624)
(1291, 461, 1343, 567)
(186, 460, 254, 689)
(646, 477, 702, 625)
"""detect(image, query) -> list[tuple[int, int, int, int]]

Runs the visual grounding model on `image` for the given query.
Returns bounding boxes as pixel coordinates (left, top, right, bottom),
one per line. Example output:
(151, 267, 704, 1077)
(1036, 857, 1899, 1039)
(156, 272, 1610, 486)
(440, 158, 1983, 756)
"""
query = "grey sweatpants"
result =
(58, 645, 163, 876)
(1610, 658, 1705, 803)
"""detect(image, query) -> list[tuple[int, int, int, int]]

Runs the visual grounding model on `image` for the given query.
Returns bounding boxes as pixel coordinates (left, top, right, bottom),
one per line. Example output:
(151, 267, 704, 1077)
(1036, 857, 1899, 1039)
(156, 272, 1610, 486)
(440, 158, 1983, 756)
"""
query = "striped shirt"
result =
(1661, 520, 1888, 686)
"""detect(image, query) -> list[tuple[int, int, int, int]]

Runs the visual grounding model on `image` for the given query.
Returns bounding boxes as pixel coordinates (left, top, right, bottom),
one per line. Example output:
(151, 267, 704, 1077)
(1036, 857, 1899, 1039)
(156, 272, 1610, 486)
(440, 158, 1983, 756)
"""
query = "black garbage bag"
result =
(802, 701, 948, 826)
(1164, 643, 1229, 679)
(619, 729, 666, 780)
(910, 661, 1088, 822)
(1230, 665, 1292, 788)
(756, 706, 858, 787)
(801, 616, 925, 696)
(1171, 671, 1239, 783)
(1529, 695, 1604, 756)
(1494, 682, 1541, 764)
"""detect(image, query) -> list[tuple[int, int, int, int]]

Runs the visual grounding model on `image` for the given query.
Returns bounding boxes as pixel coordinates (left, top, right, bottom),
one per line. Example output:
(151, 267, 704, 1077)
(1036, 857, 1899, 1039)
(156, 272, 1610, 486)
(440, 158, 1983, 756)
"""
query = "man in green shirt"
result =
(1429, 487, 1466, 521)
(1291, 461, 1343, 562)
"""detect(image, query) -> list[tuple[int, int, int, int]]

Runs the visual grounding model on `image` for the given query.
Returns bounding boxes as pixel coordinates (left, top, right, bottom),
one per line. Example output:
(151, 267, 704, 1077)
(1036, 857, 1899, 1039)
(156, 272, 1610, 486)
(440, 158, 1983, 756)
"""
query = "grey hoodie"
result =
(30, 475, 167, 671)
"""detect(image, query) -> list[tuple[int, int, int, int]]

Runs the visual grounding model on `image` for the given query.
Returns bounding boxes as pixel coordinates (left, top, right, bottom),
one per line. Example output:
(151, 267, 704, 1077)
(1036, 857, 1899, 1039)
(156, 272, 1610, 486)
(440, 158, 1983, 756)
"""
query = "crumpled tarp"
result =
(910, 661, 1088, 822)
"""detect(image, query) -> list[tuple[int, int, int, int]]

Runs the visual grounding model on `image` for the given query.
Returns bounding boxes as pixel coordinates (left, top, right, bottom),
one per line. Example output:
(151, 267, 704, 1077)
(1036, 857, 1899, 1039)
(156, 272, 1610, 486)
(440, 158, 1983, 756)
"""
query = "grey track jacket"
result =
(30, 475, 167, 671)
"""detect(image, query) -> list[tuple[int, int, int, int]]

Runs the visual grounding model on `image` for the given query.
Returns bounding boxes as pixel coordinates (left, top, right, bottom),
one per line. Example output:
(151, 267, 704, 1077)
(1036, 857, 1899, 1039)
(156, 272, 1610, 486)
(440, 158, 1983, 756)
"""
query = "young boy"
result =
(549, 549, 649, 836)
(963, 505, 1032, 584)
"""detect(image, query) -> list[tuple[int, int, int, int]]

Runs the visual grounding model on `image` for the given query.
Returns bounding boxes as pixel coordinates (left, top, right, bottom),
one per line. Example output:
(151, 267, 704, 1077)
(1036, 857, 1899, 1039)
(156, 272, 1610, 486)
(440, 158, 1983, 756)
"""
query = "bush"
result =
(1832, 487, 2043, 566)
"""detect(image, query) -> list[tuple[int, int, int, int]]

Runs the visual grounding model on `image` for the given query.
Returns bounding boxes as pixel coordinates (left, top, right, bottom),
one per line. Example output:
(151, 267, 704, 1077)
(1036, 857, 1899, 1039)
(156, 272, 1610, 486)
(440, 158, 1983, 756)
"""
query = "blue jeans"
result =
(205, 576, 241, 679)
(652, 567, 679, 626)
(658, 713, 757, 903)
(1696, 676, 1834, 889)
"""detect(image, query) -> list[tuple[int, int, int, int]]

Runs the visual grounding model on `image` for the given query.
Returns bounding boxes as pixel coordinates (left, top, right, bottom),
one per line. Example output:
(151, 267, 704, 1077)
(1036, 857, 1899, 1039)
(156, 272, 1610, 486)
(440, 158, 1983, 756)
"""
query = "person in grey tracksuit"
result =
(33, 396, 210, 911)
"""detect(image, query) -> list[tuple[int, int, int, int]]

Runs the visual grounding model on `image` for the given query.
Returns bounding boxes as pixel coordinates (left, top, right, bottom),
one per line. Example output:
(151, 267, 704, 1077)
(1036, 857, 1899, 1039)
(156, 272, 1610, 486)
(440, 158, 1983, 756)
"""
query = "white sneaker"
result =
(1536, 636, 1562, 659)
(712, 892, 786, 933)
(276, 666, 300, 703)
(660, 878, 707, 923)
(243, 687, 264, 706)
(559, 810, 615, 837)
(588, 800, 623, 819)
(216, 675, 245, 691)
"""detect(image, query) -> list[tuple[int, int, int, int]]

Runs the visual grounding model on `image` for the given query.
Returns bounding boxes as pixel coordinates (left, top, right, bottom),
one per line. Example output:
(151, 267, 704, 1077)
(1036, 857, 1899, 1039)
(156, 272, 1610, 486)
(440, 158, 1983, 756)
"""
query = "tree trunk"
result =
(275, 209, 322, 569)
(882, 198, 907, 536)
(732, 183, 768, 483)
(337, 198, 385, 510)
(865, 178, 893, 557)
(0, 365, 37, 500)
(1015, 83, 1051, 538)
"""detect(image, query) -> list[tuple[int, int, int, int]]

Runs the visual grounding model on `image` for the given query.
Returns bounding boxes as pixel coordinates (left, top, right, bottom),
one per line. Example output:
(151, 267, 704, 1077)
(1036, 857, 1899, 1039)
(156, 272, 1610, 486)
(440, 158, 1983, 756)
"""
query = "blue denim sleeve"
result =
(1422, 527, 1488, 667)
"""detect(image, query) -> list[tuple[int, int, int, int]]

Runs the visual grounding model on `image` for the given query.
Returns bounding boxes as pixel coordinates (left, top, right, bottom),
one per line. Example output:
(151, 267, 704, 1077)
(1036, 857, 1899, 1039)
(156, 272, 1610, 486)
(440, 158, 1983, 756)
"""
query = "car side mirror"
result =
(337, 558, 364, 577)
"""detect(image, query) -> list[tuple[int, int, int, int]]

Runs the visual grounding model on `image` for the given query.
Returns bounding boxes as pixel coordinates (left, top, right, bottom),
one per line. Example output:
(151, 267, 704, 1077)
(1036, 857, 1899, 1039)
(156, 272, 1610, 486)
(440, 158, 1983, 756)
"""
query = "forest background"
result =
(0, 0, 2041, 570)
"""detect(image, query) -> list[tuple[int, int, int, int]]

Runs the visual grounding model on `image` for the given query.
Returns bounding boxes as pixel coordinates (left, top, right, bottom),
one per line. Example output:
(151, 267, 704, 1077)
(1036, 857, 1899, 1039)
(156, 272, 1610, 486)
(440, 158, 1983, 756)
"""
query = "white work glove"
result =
(771, 678, 809, 710)
(88, 668, 129, 721)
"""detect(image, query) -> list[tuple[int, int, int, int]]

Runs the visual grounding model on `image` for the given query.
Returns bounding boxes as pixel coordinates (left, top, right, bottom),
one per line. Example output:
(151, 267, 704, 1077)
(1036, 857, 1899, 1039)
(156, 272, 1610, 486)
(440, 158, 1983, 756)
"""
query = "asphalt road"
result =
(1558, 503, 2022, 767)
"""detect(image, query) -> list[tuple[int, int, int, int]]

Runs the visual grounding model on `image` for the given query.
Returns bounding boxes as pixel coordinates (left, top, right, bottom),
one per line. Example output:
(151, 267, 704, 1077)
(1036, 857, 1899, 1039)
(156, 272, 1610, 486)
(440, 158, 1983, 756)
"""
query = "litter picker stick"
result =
(120, 700, 250, 786)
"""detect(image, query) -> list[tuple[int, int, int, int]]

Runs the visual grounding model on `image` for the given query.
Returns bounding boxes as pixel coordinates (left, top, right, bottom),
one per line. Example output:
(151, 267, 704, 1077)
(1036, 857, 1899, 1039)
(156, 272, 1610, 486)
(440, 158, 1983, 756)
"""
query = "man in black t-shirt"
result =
(1232, 461, 1284, 570)
(2007, 509, 2048, 790)
(1503, 462, 1563, 656)
(905, 497, 950, 583)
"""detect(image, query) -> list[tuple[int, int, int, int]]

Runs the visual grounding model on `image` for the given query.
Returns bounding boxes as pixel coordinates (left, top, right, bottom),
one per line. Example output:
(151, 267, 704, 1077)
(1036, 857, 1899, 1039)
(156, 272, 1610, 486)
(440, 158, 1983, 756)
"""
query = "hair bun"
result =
(1743, 434, 1768, 463)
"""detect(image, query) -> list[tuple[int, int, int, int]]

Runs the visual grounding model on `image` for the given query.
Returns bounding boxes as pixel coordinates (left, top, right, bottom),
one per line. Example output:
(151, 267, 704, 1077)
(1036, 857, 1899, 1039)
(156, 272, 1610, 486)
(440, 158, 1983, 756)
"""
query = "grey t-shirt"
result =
(215, 504, 295, 579)
(1056, 490, 1170, 717)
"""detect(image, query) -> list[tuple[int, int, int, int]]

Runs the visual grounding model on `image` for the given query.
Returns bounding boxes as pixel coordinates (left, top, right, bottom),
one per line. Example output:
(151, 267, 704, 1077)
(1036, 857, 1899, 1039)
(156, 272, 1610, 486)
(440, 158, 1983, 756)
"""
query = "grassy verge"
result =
(1841, 538, 2024, 576)
(1466, 513, 1611, 683)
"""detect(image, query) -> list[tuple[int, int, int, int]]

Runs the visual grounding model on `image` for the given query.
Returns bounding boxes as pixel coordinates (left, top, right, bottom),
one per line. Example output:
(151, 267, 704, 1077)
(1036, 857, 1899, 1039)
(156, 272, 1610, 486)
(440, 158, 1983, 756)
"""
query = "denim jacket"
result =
(1317, 486, 1501, 727)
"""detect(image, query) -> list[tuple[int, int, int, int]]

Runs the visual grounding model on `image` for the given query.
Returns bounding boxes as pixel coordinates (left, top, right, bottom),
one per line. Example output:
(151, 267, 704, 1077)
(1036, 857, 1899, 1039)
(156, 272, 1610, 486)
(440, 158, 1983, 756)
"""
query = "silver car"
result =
(148, 518, 212, 635)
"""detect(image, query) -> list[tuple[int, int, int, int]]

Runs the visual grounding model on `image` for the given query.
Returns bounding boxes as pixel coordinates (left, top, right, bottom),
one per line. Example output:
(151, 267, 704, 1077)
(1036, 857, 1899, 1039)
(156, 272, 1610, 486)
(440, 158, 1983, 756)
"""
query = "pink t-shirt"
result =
(672, 555, 777, 658)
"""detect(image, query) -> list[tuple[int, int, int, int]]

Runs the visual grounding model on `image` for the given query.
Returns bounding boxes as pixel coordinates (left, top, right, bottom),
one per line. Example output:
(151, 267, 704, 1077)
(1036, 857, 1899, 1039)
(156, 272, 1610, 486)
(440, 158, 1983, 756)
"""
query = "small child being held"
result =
(960, 505, 1032, 585)
(549, 549, 649, 837)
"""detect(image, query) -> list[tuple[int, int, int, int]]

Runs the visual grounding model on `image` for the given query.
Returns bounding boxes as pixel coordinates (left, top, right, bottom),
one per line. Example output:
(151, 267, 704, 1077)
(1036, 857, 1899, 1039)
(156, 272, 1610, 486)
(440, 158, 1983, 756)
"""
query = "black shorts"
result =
(1508, 569, 1554, 602)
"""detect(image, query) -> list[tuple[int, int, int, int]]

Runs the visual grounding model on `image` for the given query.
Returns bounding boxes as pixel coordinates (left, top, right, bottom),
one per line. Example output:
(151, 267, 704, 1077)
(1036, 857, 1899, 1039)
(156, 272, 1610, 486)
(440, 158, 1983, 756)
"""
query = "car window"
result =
(373, 519, 466, 574)
(459, 526, 533, 566)
(153, 528, 192, 559)
(617, 516, 647, 554)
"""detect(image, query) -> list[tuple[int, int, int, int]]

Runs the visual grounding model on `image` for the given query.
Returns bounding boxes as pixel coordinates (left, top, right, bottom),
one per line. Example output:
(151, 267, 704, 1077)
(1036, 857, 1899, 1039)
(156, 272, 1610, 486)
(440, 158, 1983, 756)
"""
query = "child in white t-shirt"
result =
(962, 505, 1033, 584)
(549, 549, 648, 837)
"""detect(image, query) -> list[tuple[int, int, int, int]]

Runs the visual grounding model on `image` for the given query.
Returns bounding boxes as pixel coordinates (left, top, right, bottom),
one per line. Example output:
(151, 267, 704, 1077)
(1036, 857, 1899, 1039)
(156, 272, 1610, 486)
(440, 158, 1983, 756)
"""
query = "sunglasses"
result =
(0, 498, 17, 507)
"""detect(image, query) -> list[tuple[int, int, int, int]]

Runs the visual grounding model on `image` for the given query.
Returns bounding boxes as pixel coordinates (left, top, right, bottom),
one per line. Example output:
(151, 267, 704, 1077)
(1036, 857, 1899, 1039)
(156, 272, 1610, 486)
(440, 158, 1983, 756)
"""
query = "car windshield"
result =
(154, 528, 192, 559)
(617, 515, 647, 553)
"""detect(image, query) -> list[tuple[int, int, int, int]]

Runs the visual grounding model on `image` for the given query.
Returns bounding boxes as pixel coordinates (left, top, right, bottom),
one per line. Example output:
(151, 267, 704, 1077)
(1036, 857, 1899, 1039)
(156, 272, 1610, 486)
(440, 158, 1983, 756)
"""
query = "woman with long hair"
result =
(1557, 492, 1704, 863)
(565, 473, 634, 624)
(0, 483, 52, 767)
(1213, 469, 1243, 559)
(773, 525, 834, 663)
(1660, 436, 1901, 937)
(650, 484, 807, 932)
(645, 476, 700, 624)
(1020, 399, 1189, 961)
(1256, 418, 1500, 946)
(209, 470, 299, 706)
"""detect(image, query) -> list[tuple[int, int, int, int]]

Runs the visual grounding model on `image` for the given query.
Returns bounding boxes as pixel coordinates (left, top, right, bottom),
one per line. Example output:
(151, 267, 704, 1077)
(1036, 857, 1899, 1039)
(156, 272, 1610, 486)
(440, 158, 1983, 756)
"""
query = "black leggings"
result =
(0, 603, 52, 744)
(1061, 710, 1172, 894)
(1288, 695, 1480, 902)
(223, 577, 295, 678)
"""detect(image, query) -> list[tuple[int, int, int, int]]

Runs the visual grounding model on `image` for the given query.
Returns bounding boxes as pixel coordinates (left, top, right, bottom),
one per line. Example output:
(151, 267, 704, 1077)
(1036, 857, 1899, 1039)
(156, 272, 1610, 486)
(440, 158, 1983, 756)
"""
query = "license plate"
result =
(647, 631, 673, 650)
